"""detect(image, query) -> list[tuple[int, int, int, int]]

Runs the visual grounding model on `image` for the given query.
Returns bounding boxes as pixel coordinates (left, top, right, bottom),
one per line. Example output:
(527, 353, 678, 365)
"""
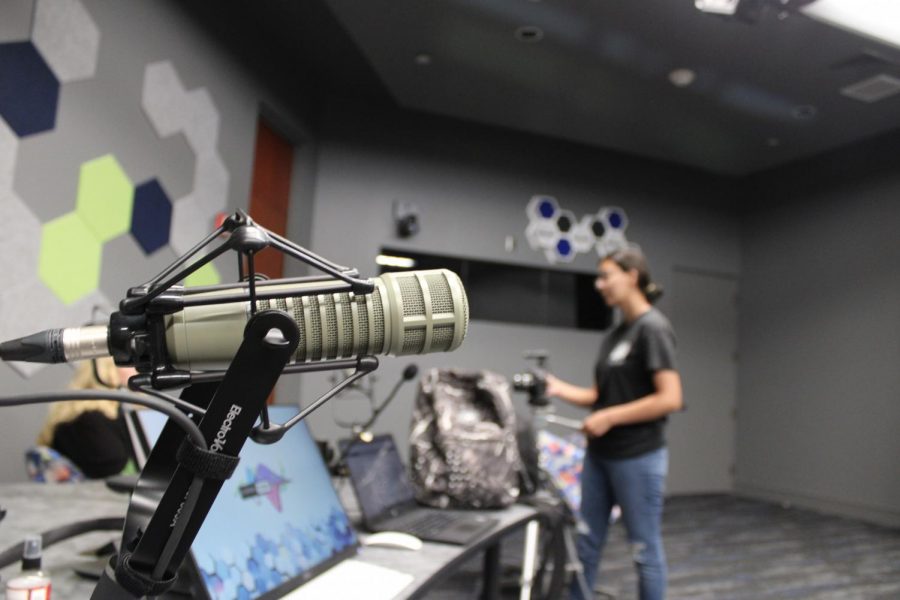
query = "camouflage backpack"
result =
(409, 368, 522, 509)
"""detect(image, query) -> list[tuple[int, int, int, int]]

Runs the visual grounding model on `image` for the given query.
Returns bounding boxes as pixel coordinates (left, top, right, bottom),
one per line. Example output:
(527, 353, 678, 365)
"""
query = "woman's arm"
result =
(583, 369, 682, 437)
(544, 373, 598, 407)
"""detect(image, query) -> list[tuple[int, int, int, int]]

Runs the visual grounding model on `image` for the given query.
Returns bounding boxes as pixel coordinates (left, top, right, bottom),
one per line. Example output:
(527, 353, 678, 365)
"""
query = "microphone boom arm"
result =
(2, 210, 404, 599)
(91, 309, 300, 598)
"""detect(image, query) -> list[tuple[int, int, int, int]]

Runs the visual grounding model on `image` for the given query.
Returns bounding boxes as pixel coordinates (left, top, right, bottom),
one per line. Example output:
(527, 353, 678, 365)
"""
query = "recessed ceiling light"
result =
(514, 25, 544, 43)
(414, 53, 432, 66)
(668, 68, 697, 87)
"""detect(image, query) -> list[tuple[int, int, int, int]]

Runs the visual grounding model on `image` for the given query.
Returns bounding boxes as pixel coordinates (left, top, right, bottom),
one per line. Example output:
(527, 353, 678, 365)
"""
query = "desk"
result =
(0, 482, 539, 599)
(334, 476, 539, 599)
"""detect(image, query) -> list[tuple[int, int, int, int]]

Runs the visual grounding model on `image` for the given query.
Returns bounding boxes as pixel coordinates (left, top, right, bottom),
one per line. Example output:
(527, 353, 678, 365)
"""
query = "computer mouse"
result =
(362, 531, 424, 551)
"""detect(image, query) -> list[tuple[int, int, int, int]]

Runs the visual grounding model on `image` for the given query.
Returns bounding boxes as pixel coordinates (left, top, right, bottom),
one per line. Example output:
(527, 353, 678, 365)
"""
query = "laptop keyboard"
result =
(389, 511, 457, 538)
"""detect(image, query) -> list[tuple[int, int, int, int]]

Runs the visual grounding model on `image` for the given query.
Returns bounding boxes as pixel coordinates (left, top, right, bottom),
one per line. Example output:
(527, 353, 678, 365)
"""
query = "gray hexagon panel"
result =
(0, 118, 17, 192)
(141, 60, 228, 220)
(170, 193, 214, 256)
(142, 62, 222, 155)
(183, 88, 220, 155)
(141, 61, 189, 139)
(193, 153, 228, 216)
(0, 0, 33, 43)
(32, 0, 100, 83)
(0, 189, 42, 286)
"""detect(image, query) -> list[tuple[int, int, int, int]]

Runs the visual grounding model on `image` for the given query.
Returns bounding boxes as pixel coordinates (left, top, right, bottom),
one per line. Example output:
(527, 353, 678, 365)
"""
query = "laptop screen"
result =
(342, 435, 417, 523)
(133, 405, 358, 600)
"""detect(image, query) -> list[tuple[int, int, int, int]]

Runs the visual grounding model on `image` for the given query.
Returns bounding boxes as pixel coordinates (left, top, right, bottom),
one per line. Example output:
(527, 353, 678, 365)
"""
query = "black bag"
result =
(409, 368, 522, 509)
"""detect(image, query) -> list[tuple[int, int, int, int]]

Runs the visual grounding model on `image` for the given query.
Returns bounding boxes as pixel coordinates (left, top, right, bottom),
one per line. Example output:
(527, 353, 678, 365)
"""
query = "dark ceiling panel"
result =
(321, 0, 900, 175)
(179, 0, 900, 176)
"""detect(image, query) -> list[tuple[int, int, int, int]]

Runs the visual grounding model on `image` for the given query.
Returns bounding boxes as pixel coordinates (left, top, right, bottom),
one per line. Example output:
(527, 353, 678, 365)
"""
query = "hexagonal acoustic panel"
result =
(39, 211, 102, 304)
(131, 178, 172, 254)
(2, 6, 229, 379)
(0, 41, 60, 137)
(594, 207, 629, 257)
(32, 0, 100, 83)
(185, 262, 220, 287)
(0, 118, 17, 192)
(141, 61, 228, 218)
(76, 154, 134, 243)
(525, 195, 630, 264)
(0, 188, 43, 287)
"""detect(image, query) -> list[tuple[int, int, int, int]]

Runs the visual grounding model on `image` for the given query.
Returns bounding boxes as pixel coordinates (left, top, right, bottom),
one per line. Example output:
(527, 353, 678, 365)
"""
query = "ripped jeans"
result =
(570, 447, 668, 600)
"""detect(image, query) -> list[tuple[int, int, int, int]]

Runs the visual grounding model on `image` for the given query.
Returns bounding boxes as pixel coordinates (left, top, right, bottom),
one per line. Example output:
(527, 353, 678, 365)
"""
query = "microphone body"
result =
(0, 269, 468, 369)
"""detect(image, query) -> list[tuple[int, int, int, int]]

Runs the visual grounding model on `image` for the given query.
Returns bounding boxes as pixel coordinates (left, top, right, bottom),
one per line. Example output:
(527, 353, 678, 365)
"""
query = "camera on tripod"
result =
(512, 349, 550, 407)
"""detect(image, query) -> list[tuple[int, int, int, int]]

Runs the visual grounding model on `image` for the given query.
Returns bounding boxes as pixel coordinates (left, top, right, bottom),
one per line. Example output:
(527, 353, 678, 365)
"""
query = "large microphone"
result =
(0, 269, 468, 370)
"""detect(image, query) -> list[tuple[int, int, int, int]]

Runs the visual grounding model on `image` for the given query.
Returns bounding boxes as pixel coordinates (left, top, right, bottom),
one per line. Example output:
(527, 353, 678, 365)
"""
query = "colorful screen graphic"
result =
(537, 429, 585, 514)
(137, 406, 357, 599)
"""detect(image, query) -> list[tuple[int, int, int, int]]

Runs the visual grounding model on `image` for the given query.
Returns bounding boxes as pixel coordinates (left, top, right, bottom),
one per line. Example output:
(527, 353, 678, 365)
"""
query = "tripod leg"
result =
(519, 520, 540, 600)
(480, 543, 501, 599)
(563, 525, 593, 599)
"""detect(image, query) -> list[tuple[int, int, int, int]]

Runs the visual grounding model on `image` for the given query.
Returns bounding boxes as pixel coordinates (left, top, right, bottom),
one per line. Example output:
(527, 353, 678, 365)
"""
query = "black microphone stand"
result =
(84, 211, 381, 599)
(335, 364, 419, 468)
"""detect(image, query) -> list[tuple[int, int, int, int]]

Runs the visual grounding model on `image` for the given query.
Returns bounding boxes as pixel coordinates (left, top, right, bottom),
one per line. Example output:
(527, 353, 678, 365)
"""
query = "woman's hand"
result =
(583, 410, 614, 437)
(543, 373, 564, 398)
(543, 374, 598, 407)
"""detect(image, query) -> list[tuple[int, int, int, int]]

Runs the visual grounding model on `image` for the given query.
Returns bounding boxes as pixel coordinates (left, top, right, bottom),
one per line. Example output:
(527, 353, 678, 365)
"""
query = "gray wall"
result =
(292, 100, 743, 492)
(736, 136, 900, 528)
(0, 0, 316, 482)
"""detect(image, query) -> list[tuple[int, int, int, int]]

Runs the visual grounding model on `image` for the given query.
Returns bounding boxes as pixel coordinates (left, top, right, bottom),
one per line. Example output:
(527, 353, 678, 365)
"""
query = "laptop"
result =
(129, 406, 413, 600)
(342, 434, 498, 545)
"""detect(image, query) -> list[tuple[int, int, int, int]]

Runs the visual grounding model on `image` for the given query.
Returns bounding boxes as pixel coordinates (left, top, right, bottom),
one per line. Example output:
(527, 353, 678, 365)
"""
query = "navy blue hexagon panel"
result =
(525, 195, 630, 264)
(0, 42, 60, 137)
(131, 179, 173, 254)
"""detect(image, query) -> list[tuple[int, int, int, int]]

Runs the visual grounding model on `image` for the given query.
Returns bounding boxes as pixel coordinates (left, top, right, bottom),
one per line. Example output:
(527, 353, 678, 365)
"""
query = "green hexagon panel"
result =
(39, 212, 102, 304)
(184, 261, 220, 287)
(75, 154, 134, 242)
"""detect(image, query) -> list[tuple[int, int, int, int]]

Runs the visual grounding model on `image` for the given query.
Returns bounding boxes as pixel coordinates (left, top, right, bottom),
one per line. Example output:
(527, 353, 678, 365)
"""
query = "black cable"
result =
(135, 385, 206, 417)
(336, 366, 416, 464)
(0, 517, 125, 569)
(0, 390, 204, 448)
(0, 390, 207, 579)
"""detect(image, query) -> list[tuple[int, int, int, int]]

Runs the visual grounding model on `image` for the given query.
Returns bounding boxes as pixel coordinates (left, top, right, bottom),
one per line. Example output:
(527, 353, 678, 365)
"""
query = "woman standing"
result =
(546, 247, 682, 600)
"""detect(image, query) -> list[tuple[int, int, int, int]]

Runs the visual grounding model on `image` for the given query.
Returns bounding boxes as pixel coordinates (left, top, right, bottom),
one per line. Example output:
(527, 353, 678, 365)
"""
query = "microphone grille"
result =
(377, 269, 468, 356)
(424, 271, 456, 352)
(370, 286, 386, 353)
(254, 268, 467, 362)
(338, 292, 354, 357)
(307, 295, 323, 361)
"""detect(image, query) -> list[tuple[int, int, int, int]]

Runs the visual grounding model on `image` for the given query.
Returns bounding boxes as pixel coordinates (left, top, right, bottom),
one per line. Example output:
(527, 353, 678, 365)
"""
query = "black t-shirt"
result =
(589, 308, 678, 459)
